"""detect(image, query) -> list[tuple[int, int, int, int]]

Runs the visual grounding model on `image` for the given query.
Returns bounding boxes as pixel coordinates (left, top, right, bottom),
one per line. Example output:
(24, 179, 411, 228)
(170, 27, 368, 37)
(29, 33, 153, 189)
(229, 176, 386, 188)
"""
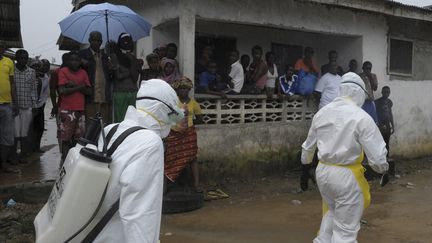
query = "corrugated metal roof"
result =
(57, 34, 81, 51)
(0, 0, 23, 48)
(300, 0, 432, 22)
(386, 0, 432, 12)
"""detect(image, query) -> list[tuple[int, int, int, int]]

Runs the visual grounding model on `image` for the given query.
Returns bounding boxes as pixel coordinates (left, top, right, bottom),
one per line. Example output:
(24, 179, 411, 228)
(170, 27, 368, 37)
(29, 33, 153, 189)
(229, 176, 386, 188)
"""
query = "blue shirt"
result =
(279, 74, 298, 96)
(198, 71, 216, 91)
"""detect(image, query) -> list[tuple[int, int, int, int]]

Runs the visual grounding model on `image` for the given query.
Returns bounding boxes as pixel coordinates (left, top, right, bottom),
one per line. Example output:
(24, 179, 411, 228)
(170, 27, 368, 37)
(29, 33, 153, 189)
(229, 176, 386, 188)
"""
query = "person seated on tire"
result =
(164, 77, 204, 192)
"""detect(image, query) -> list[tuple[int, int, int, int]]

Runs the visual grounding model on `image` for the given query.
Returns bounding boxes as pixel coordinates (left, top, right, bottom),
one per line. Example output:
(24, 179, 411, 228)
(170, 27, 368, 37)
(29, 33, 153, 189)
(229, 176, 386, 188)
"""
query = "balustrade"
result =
(195, 94, 317, 125)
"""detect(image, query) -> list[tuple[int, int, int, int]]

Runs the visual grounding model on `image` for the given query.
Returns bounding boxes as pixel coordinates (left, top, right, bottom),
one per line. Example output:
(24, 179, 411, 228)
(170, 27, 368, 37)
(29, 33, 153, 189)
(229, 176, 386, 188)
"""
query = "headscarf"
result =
(172, 76, 193, 90)
(117, 33, 133, 53)
(160, 58, 180, 84)
(115, 32, 135, 69)
(340, 72, 367, 107)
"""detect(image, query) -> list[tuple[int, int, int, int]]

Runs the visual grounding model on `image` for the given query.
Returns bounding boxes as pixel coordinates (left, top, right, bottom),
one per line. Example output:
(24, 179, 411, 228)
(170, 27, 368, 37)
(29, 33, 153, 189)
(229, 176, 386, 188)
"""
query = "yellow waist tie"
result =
(320, 152, 371, 216)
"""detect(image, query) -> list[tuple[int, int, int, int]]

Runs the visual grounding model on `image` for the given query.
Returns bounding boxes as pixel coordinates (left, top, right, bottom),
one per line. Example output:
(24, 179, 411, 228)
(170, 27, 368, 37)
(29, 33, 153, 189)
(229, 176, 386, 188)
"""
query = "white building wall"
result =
(193, 0, 388, 80)
(152, 23, 179, 53)
(196, 21, 362, 72)
(111, 0, 180, 62)
(196, 0, 432, 158)
(124, 0, 432, 158)
(386, 80, 432, 157)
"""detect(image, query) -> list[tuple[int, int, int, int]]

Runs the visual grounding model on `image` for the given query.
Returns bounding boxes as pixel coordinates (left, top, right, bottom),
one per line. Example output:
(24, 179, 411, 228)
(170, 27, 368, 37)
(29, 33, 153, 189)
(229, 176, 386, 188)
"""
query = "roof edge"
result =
(298, 0, 432, 22)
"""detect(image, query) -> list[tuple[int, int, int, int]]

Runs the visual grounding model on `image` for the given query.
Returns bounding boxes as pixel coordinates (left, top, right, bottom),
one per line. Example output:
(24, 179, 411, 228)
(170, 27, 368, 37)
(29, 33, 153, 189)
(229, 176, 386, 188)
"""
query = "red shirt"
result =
(58, 67, 91, 111)
(295, 58, 319, 74)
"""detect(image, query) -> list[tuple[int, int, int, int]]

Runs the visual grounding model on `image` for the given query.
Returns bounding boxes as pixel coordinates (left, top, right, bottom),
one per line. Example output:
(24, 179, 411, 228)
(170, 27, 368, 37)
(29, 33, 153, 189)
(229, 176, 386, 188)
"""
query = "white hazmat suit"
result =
(90, 79, 182, 243)
(301, 72, 388, 243)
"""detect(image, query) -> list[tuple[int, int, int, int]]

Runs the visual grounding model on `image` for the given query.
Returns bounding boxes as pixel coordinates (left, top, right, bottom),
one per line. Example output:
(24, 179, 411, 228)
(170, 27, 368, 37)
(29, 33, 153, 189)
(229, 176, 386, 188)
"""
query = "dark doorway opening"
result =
(271, 43, 303, 73)
(195, 34, 237, 76)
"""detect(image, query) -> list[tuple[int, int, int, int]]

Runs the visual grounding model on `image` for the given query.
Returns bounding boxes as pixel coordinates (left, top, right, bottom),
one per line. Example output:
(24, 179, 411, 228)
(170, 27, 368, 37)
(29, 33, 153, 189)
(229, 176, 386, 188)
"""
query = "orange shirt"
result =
(295, 58, 319, 74)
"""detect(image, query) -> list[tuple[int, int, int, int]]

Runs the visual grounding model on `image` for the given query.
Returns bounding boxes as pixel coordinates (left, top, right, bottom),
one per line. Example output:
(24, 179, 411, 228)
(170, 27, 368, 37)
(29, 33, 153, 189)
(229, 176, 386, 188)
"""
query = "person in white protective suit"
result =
(301, 72, 389, 243)
(93, 79, 184, 243)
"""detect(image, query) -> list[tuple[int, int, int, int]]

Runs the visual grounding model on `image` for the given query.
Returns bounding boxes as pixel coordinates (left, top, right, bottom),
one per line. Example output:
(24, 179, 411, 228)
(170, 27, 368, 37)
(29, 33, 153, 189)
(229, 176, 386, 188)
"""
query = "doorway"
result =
(195, 34, 237, 75)
(271, 43, 303, 74)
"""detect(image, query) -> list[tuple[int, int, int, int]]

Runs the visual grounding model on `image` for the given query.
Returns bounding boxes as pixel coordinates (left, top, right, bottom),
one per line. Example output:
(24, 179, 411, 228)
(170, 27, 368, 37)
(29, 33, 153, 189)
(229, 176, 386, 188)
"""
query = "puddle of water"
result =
(0, 103, 60, 186)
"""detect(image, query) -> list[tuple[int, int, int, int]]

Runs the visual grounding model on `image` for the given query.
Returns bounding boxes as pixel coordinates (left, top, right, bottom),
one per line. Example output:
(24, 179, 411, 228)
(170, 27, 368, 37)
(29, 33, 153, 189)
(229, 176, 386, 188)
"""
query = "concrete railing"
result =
(194, 94, 317, 125)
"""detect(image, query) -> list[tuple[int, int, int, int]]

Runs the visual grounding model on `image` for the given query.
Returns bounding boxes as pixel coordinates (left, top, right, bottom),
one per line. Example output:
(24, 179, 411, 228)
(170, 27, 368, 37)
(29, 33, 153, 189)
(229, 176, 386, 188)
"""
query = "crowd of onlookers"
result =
(194, 46, 335, 94)
(193, 44, 394, 156)
(0, 31, 205, 191)
(0, 45, 51, 173)
(191, 45, 363, 100)
(0, 32, 394, 180)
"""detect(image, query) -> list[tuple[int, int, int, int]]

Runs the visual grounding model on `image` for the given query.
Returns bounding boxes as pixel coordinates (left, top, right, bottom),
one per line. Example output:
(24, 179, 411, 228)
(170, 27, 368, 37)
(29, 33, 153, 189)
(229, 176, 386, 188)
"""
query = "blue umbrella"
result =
(59, 2, 152, 45)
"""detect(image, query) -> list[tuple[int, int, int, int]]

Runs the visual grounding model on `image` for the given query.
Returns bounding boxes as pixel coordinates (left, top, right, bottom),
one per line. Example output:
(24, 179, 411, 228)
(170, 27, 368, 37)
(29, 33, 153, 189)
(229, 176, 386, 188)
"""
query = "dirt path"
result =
(0, 104, 60, 187)
(1, 114, 431, 243)
(160, 159, 432, 243)
(1, 158, 431, 242)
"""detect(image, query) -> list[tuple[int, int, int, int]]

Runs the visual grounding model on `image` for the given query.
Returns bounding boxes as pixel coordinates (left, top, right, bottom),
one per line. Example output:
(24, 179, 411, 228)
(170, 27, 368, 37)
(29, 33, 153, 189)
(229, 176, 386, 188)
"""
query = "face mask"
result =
(136, 107, 168, 127)
(135, 107, 170, 138)
(136, 96, 184, 125)
(167, 106, 185, 125)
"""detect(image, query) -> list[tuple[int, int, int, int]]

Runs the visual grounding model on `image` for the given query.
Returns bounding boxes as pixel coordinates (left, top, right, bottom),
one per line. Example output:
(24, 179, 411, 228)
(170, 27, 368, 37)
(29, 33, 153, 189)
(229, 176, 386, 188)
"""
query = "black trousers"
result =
(33, 104, 45, 151)
(379, 123, 391, 157)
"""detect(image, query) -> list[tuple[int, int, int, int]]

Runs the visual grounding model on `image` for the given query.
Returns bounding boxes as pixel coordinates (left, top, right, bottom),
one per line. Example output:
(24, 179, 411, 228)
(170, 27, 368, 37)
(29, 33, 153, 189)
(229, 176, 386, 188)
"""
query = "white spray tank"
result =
(34, 115, 112, 243)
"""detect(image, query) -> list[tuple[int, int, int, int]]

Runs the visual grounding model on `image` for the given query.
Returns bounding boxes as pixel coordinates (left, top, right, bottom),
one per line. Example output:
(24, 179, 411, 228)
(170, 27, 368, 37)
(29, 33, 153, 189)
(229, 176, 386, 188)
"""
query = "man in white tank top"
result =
(265, 51, 278, 99)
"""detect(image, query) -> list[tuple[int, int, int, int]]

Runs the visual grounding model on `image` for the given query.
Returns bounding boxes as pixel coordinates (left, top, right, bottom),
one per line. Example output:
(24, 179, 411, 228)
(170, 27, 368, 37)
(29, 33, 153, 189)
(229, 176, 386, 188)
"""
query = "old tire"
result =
(162, 187, 204, 214)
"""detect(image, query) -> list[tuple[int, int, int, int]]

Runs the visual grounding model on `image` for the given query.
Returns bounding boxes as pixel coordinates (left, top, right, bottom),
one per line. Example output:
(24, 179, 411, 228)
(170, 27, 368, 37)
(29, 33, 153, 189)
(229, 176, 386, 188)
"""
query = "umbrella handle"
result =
(105, 10, 110, 56)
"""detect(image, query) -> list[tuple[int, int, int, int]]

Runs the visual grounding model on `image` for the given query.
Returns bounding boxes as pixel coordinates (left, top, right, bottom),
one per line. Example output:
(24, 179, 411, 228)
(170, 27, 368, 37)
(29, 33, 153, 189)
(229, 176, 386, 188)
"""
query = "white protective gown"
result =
(90, 79, 180, 243)
(301, 72, 388, 243)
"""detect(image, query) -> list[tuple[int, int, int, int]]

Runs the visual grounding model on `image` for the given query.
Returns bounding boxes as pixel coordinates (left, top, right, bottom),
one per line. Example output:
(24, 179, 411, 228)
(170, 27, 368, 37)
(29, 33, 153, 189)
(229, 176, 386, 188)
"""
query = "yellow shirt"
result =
(173, 99, 202, 131)
(0, 56, 14, 103)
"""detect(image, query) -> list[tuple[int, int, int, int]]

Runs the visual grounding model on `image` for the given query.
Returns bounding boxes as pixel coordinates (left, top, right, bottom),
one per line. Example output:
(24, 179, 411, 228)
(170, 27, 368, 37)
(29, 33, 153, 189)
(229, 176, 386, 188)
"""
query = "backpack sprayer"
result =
(34, 114, 143, 243)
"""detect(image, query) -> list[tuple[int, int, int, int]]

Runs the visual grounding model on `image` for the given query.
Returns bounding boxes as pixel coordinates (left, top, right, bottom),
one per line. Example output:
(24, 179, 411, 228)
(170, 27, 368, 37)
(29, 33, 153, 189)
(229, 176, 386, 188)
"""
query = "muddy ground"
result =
(159, 158, 432, 243)
(1, 103, 431, 242)
(1, 157, 431, 242)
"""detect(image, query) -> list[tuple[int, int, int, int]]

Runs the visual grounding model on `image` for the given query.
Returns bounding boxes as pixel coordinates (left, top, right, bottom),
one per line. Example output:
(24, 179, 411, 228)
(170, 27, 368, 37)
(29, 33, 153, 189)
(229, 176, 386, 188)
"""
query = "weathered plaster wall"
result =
(195, 20, 362, 73)
(378, 17, 432, 158)
(196, 122, 311, 179)
(110, 0, 180, 61)
(120, 0, 432, 166)
(388, 17, 432, 81)
(381, 80, 432, 158)
(152, 22, 179, 55)
(192, 0, 389, 97)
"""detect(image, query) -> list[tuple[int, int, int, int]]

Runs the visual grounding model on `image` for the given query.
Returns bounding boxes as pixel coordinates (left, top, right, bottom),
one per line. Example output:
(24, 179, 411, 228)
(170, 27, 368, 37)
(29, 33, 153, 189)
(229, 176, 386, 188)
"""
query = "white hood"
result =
(340, 72, 366, 107)
(123, 79, 180, 138)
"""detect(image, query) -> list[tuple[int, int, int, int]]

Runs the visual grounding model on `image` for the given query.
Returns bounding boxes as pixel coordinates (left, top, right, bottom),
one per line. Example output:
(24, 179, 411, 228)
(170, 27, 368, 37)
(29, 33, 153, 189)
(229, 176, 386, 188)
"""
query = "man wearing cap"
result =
(301, 72, 388, 242)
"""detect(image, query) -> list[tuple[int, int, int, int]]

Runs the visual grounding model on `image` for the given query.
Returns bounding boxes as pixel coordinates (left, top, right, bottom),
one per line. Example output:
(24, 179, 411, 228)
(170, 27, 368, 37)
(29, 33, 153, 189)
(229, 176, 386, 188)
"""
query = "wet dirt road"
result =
(0, 103, 60, 186)
(160, 160, 432, 243)
(1, 103, 431, 242)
